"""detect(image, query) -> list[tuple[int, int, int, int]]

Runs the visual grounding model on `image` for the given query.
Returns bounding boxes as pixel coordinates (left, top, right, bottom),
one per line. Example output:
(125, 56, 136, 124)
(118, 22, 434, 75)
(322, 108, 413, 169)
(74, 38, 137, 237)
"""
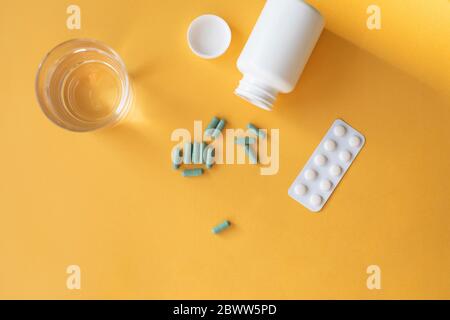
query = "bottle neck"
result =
(234, 74, 278, 111)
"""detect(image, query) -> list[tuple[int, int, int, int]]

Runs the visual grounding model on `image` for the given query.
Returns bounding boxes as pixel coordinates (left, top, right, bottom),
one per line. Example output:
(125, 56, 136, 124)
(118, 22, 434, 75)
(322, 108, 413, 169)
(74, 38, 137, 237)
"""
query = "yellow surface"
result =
(0, 0, 449, 299)
(308, 0, 450, 97)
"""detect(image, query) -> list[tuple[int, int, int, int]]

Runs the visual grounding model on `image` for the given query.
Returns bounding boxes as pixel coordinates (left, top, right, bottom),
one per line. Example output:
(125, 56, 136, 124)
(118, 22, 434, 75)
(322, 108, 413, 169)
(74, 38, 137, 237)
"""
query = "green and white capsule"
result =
(192, 142, 201, 164)
(199, 142, 206, 164)
(247, 123, 266, 139)
(202, 144, 212, 167)
(205, 116, 220, 137)
(234, 137, 256, 145)
(212, 119, 226, 139)
(182, 168, 204, 177)
(212, 220, 231, 234)
(205, 146, 216, 169)
(183, 142, 192, 164)
(245, 144, 258, 164)
(172, 146, 183, 169)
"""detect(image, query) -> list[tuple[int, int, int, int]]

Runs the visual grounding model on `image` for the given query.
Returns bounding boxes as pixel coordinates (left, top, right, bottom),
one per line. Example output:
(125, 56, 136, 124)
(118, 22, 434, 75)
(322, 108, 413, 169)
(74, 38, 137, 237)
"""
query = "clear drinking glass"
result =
(35, 39, 133, 132)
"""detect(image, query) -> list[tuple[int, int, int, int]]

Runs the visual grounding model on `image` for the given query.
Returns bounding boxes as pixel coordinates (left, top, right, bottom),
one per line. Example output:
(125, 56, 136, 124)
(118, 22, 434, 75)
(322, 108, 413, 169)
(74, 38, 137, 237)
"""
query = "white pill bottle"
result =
(235, 0, 324, 110)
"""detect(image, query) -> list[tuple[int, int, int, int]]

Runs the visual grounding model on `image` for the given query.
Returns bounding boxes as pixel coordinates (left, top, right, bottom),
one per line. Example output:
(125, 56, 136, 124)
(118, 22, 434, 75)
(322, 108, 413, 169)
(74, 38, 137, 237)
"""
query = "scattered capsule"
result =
(183, 142, 192, 164)
(192, 142, 201, 164)
(247, 123, 266, 139)
(234, 137, 256, 145)
(212, 119, 226, 139)
(202, 143, 209, 164)
(199, 142, 206, 164)
(182, 168, 204, 177)
(171, 146, 183, 170)
(205, 146, 216, 169)
(244, 144, 258, 164)
(205, 116, 220, 137)
(212, 220, 231, 234)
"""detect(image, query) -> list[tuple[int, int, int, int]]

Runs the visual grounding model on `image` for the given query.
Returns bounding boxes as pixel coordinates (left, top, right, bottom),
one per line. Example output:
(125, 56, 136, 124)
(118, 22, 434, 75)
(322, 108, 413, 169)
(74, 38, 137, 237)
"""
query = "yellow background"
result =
(0, 0, 449, 299)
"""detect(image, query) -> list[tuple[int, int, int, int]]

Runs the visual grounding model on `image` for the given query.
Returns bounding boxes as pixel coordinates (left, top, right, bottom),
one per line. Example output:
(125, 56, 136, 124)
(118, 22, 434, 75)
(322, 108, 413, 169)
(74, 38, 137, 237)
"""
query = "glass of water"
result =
(35, 39, 133, 132)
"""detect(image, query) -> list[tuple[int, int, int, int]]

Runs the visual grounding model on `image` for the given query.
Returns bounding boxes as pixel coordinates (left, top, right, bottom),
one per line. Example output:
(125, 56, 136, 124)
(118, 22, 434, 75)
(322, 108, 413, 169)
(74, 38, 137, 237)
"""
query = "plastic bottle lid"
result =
(187, 14, 231, 59)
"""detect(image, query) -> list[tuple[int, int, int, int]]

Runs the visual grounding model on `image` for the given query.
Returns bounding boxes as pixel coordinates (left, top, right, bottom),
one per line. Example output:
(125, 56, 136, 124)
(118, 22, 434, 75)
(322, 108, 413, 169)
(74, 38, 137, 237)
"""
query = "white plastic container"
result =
(235, 0, 324, 110)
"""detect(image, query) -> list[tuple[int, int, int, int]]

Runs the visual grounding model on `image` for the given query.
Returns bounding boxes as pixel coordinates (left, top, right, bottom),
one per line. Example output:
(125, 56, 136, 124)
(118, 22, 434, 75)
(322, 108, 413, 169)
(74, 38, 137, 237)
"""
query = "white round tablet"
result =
(320, 179, 332, 192)
(324, 139, 337, 152)
(329, 164, 342, 177)
(333, 125, 346, 137)
(294, 183, 307, 196)
(314, 154, 327, 166)
(304, 169, 317, 181)
(310, 194, 322, 206)
(187, 15, 232, 59)
(349, 135, 361, 148)
(339, 150, 352, 162)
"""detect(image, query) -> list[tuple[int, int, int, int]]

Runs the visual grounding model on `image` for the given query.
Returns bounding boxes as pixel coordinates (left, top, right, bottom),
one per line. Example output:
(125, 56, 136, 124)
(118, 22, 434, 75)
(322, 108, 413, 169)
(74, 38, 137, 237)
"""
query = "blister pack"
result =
(288, 119, 365, 212)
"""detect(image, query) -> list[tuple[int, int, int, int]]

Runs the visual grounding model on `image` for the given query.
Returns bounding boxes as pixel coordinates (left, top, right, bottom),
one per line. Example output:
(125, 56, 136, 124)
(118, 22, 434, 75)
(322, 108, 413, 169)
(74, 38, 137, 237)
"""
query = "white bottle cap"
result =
(187, 15, 231, 59)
